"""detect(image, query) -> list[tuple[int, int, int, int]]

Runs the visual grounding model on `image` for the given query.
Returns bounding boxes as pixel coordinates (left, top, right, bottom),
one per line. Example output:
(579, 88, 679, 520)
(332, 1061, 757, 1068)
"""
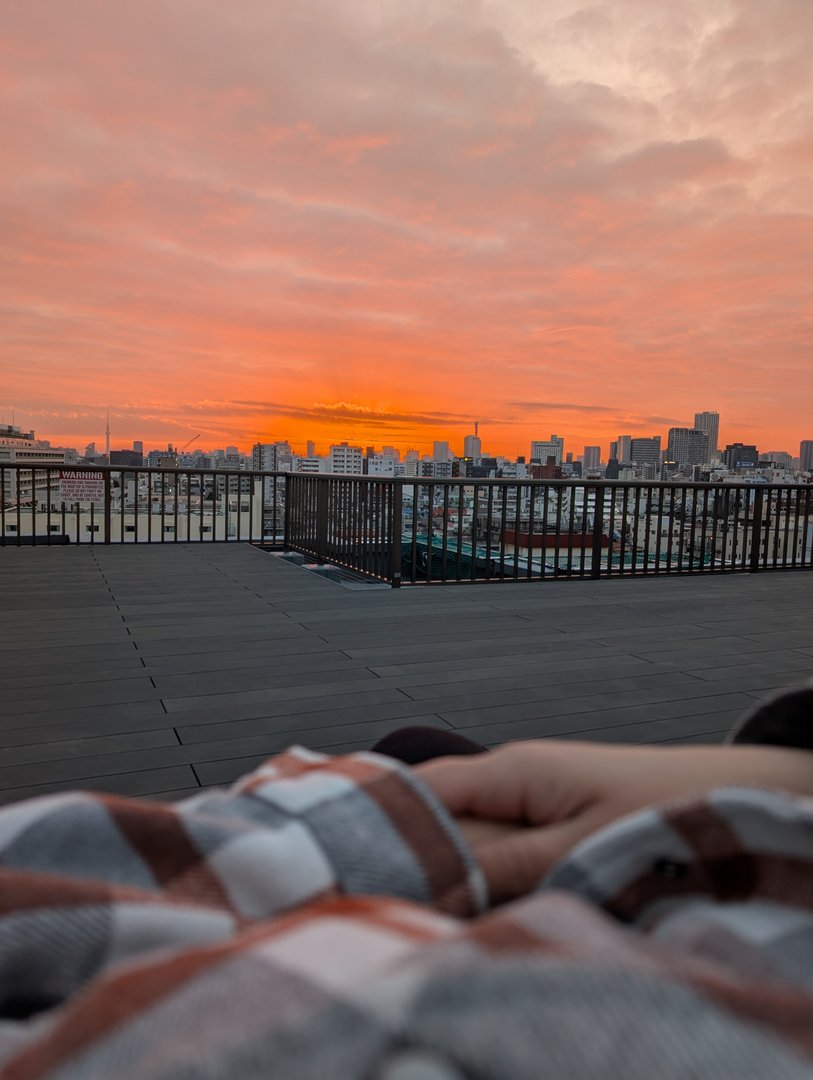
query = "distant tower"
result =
(800, 440, 813, 473)
(463, 424, 482, 462)
(694, 411, 720, 456)
(105, 411, 111, 463)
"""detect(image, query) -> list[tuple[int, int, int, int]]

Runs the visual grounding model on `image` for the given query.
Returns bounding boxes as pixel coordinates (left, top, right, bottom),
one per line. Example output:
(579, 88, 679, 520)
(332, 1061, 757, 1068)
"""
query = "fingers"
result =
(417, 741, 587, 826)
(418, 753, 521, 819)
(474, 816, 596, 905)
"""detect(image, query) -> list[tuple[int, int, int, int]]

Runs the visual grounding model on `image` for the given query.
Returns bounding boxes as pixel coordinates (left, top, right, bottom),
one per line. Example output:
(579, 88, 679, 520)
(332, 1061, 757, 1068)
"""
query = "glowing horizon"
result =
(2, 1, 812, 458)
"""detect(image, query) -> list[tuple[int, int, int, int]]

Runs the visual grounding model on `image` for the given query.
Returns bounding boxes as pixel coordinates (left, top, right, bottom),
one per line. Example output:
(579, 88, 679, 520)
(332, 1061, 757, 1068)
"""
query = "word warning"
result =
(59, 470, 105, 504)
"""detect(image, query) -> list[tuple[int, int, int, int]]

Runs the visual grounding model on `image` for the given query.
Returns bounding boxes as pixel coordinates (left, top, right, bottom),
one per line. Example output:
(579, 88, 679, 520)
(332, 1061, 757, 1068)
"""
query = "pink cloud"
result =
(1, 0, 812, 455)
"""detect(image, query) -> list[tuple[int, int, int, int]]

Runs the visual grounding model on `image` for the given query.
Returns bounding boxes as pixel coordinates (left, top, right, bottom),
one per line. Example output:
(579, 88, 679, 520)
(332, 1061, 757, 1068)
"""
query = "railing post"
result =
(749, 485, 764, 573)
(103, 469, 112, 544)
(315, 478, 329, 563)
(283, 473, 292, 549)
(591, 485, 605, 579)
(390, 481, 403, 587)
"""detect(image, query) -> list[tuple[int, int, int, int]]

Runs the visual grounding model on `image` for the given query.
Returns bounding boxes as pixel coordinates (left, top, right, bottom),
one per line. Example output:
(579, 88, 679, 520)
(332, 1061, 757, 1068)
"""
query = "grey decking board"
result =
(0, 700, 168, 735)
(401, 670, 701, 704)
(0, 659, 148, 692)
(376, 658, 685, 691)
(0, 728, 180, 769)
(152, 662, 379, 698)
(0, 676, 161, 714)
(541, 710, 745, 744)
(175, 698, 453, 745)
(0, 712, 178, 749)
(161, 673, 400, 714)
(0, 642, 140, 669)
(453, 693, 756, 744)
(159, 687, 412, 728)
(192, 715, 450, 785)
(144, 647, 351, 676)
(0, 765, 199, 806)
(438, 689, 756, 732)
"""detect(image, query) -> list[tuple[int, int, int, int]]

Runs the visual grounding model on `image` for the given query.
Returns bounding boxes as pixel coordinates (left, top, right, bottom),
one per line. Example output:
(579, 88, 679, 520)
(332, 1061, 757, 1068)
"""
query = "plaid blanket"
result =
(0, 745, 812, 1078)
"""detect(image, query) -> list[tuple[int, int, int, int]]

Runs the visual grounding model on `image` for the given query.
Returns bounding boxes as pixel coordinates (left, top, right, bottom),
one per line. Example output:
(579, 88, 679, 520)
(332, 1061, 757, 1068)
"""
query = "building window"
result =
(164, 525, 175, 533)
(86, 525, 100, 532)
(125, 525, 135, 533)
(201, 526, 212, 533)
(5, 524, 17, 532)
(49, 524, 61, 532)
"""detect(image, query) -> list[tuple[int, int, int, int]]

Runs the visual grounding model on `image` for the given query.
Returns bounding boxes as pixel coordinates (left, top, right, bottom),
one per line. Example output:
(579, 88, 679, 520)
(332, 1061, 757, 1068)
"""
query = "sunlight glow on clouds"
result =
(1, 0, 812, 454)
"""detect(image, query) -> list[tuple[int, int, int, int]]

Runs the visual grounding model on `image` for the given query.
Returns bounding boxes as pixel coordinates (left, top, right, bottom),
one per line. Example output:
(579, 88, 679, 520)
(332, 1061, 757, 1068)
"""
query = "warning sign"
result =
(59, 470, 105, 504)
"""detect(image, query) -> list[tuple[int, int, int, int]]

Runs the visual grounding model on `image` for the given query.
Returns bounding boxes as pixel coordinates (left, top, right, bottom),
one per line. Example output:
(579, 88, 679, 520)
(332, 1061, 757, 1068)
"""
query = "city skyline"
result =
(0, 400, 807, 460)
(3, 2, 813, 453)
(11, 414, 812, 472)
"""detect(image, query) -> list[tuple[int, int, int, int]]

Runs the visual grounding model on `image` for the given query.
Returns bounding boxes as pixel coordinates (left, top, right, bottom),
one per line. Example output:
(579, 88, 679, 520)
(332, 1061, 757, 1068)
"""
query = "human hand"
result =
(419, 740, 813, 905)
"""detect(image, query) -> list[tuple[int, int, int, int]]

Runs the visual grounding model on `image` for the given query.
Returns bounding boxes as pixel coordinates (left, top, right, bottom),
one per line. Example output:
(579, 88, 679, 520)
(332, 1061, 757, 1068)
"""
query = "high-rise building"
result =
(421, 459, 453, 478)
(530, 434, 564, 465)
(616, 435, 632, 463)
(329, 442, 363, 474)
(295, 456, 324, 474)
(133, 440, 143, 455)
(630, 436, 661, 468)
(365, 456, 396, 477)
(253, 443, 276, 471)
(800, 440, 813, 472)
(433, 441, 450, 463)
(693, 411, 720, 456)
(723, 443, 759, 469)
(306, 441, 315, 458)
(0, 426, 65, 478)
(583, 446, 601, 470)
(252, 442, 293, 472)
(667, 428, 710, 467)
(110, 449, 143, 467)
(463, 432, 482, 461)
(761, 451, 793, 468)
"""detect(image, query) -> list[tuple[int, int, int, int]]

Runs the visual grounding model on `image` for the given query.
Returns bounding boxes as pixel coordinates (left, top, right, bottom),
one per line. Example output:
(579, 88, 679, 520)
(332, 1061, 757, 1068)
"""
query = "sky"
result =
(2, 0, 812, 457)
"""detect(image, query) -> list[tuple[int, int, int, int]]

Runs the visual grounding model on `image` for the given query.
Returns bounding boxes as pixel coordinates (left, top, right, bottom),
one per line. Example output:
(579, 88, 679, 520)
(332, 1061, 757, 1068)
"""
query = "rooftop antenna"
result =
(474, 420, 479, 438)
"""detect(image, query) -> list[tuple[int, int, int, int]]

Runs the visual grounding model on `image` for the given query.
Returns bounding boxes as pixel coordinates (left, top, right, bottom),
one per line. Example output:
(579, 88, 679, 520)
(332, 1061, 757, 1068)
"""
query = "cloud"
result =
(506, 401, 617, 414)
(1, 0, 812, 455)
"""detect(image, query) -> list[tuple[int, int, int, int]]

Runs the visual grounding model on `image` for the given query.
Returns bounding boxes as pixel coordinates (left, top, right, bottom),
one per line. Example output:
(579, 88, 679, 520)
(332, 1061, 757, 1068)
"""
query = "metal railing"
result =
(286, 474, 403, 584)
(0, 463, 285, 547)
(398, 477, 813, 585)
(2, 464, 812, 587)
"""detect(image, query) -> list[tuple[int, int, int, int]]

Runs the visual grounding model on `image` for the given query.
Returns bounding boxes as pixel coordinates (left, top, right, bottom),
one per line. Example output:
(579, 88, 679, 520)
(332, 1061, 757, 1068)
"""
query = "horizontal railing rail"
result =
(2, 464, 812, 587)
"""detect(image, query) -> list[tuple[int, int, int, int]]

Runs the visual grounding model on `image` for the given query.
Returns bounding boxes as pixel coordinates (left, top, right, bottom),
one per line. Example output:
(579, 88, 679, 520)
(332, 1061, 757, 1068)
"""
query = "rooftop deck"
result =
(1, 544, 812, 805)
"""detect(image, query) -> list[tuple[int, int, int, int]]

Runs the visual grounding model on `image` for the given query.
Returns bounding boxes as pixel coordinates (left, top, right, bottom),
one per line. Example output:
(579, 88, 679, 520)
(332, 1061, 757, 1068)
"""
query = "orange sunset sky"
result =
(2, 0, 812, 458)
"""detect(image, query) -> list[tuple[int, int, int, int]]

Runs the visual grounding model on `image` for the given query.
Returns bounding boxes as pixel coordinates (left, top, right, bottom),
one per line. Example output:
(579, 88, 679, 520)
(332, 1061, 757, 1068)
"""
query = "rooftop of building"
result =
(0, 544, 812, 806)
